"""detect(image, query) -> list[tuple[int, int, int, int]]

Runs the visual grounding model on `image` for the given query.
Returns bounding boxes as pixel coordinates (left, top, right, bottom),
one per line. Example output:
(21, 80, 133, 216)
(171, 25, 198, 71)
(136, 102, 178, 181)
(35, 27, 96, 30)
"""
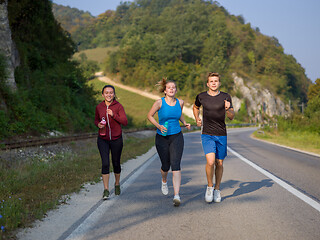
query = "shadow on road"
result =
(222, 179, 274, 201)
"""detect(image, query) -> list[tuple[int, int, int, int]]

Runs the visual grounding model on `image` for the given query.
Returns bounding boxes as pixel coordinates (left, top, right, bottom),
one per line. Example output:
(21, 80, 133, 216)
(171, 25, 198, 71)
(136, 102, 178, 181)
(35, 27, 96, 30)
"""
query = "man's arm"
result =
(193, 104, 202, 126)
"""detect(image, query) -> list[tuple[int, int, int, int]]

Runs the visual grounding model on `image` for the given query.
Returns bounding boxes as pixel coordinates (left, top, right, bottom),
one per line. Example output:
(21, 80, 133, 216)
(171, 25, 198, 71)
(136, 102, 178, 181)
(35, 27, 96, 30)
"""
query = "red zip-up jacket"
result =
(95, 100, 128, 140)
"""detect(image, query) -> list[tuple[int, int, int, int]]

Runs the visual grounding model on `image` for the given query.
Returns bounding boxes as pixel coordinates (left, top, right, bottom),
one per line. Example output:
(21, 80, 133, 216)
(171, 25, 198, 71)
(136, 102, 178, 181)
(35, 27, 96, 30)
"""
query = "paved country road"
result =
(51, 127, 320, 240)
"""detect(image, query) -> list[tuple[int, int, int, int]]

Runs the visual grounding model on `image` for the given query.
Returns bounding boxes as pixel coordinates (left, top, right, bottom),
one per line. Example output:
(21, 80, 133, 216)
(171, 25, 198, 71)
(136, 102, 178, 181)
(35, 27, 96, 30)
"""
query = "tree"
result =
(307, 78, 320, 100)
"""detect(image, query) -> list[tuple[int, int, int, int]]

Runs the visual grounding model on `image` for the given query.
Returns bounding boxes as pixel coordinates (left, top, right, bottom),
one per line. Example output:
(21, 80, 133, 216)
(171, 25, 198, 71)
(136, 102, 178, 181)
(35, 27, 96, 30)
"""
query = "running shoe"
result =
(213, 189, 221, 203)
(161, 181, 169, 195)
(205, 186, 214, 203)
(173, 195, 181, 207)
(115, 185, 121, 195)
(103, 189, 109, 200)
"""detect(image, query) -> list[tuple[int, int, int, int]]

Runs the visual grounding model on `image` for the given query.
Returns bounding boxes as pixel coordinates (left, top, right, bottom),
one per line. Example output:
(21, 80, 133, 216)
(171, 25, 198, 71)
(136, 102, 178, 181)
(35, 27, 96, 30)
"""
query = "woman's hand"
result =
(107, 109, 113, 117)
(185, 123, 191, 130)
(159, 125, 167, 134)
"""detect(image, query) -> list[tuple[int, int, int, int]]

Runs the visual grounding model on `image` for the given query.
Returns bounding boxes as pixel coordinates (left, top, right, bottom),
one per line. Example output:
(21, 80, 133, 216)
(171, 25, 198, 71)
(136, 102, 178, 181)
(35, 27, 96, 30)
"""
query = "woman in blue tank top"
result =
(148, 78, 191, 206)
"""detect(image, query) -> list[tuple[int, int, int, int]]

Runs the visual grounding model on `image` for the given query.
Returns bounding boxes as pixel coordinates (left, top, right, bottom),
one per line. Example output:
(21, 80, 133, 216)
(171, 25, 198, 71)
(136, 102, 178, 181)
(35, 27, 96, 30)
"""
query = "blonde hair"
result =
(156, 78, 177, 93)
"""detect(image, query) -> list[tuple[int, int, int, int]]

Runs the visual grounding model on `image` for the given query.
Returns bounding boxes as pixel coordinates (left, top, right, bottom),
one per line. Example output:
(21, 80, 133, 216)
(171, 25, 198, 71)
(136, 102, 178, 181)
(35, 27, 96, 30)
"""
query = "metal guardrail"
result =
(226, 123, 257, 127)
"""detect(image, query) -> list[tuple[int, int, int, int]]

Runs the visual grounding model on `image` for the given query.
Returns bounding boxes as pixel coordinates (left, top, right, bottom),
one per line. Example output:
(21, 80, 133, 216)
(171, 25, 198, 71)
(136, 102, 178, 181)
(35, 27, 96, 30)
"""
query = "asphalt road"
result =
(63, 128, 320, 240)
(228, 127, 320, 202)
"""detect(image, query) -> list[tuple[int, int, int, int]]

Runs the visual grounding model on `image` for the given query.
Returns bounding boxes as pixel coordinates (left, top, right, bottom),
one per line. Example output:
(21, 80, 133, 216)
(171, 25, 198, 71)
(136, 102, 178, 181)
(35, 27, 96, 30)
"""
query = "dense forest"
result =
(52, 3, 94, 36)
(0, 0, 97, 139)
(66, 0, 311, 104)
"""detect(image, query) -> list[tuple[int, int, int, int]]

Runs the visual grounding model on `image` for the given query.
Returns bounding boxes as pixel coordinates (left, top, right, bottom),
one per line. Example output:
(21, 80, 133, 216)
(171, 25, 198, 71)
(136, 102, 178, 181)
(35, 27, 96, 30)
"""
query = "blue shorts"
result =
(201, 134, 227, 160)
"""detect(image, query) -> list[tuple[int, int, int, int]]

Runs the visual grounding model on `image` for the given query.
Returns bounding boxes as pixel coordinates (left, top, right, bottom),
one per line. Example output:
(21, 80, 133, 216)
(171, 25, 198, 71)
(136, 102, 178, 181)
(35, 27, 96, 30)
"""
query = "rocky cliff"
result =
(0, 0, 19, 91)
(231, 73, 290, 122)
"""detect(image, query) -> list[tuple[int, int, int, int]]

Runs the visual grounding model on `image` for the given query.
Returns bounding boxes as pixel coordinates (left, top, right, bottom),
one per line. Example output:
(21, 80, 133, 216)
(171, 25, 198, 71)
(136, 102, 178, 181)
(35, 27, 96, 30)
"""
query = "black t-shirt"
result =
(194, 91, 233, 136)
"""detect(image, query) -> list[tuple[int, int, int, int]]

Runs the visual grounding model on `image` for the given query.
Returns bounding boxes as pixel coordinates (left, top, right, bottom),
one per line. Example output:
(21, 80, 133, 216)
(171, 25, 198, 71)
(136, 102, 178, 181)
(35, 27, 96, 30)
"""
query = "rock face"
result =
(231, 73, 290, 122)
(0, 0, 19, 91)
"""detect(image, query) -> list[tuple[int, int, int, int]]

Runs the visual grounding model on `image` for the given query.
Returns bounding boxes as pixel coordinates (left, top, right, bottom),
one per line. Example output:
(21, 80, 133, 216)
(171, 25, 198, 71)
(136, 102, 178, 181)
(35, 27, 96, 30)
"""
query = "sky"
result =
(52, 0, 320, 83)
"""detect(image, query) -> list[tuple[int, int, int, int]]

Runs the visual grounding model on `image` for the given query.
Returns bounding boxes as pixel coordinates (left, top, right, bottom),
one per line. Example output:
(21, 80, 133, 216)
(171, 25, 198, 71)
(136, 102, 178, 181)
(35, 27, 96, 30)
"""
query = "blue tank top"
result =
(157, 97, 182, 136)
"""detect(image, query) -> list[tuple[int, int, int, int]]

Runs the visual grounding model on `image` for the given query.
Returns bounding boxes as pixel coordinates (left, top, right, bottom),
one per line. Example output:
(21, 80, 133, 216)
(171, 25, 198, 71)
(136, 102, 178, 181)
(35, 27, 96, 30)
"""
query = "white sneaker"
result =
(214, 189, 221, 203)
(161, 181, 168, 195)
(205, 186, 214, 203)
(173, 195, 181, 206)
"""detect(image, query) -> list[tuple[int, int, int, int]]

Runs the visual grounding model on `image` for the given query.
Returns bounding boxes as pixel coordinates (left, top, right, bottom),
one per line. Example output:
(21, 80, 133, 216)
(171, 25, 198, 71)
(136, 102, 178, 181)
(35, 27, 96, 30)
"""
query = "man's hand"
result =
(224, 100, 231, 111)
(196, 118, 202, 127)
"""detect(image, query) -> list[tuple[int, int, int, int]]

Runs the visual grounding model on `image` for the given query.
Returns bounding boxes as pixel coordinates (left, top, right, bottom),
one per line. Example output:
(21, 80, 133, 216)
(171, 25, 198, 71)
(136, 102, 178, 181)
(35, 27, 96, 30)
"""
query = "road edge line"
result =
(227, 146, 320, 213)
(63, 153, 158, 240)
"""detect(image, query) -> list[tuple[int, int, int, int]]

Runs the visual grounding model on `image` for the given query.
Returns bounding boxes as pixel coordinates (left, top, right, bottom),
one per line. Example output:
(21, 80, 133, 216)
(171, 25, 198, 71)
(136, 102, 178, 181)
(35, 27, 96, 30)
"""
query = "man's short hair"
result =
(207, 72, 220, 82)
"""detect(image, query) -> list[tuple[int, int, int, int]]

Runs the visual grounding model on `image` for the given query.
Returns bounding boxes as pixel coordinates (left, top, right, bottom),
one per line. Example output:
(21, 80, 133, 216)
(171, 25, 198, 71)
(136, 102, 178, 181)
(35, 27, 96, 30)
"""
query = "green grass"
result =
(73, 47, 118, 64)
(0, 136, 155, 239)
(253, 128, 320, 155)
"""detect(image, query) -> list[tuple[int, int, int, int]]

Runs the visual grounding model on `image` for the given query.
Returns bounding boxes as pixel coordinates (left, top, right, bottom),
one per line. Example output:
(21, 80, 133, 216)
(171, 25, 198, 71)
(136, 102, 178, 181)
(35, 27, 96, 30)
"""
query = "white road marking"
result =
(228, 146, 320, 212)
(65, 153, 158, 240)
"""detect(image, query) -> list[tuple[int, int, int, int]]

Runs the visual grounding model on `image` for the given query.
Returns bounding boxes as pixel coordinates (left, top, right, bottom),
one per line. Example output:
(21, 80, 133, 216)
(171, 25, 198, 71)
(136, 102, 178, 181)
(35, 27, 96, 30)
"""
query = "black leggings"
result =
(97, 136, 123, 174)
(155, 132, 184, 172)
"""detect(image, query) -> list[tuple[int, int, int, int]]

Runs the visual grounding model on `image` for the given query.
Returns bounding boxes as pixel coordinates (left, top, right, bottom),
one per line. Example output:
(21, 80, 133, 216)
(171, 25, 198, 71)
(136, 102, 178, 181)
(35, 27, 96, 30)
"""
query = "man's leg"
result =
(214, 159, 223, 190)
(204, 153, 215, 202)
(205, 153, 216, 187)
(213, 159, 223, 203)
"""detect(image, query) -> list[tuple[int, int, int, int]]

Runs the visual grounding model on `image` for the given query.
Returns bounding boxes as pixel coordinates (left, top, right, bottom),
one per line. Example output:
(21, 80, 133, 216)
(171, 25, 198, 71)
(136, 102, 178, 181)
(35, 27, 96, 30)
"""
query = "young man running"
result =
(193, 72, 234, 203)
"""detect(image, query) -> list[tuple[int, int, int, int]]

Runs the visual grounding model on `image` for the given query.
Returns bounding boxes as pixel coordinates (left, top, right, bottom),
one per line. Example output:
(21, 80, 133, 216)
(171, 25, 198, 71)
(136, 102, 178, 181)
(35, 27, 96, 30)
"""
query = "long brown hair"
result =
(156, 78, 177, 93)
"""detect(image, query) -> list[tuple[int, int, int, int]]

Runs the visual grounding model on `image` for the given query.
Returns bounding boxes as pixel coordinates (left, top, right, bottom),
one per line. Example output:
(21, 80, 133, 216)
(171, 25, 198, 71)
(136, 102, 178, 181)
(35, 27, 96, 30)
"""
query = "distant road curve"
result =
(95, 72, 195, 119)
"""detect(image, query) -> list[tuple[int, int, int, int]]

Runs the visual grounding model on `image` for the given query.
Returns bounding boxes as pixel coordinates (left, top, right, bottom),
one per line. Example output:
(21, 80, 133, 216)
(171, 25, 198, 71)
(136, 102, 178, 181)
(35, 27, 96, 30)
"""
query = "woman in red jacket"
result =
(95, 85, 128, 200)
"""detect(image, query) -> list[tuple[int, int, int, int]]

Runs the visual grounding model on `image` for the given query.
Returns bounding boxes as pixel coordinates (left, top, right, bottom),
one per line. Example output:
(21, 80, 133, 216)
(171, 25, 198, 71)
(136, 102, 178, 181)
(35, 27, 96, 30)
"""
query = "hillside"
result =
(68, 0, 311, 105)
(52, 3, 95, 35)
(0, 0, 97, 139)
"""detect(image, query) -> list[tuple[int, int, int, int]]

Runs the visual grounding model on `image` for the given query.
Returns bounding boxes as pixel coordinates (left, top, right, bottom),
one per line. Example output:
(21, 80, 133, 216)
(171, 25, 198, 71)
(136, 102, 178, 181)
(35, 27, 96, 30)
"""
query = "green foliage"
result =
(71, 0, 310, 104)
(75, 53, 100, 79)
(52, 3, 94, 35)
(56, 0, 311, 116)
(304, 79, 320, 133)
(307, 78, 320, 99)
(0, 0, 98, 139)
(277, 113, 320, 135)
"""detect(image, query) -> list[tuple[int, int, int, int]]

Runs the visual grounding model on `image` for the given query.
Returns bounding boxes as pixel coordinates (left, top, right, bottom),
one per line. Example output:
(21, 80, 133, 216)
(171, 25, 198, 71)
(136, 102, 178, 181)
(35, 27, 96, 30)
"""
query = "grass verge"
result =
(253, 128, 320, 155)
(73, 47, 118, 64)
(0, 135, 155, 239)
